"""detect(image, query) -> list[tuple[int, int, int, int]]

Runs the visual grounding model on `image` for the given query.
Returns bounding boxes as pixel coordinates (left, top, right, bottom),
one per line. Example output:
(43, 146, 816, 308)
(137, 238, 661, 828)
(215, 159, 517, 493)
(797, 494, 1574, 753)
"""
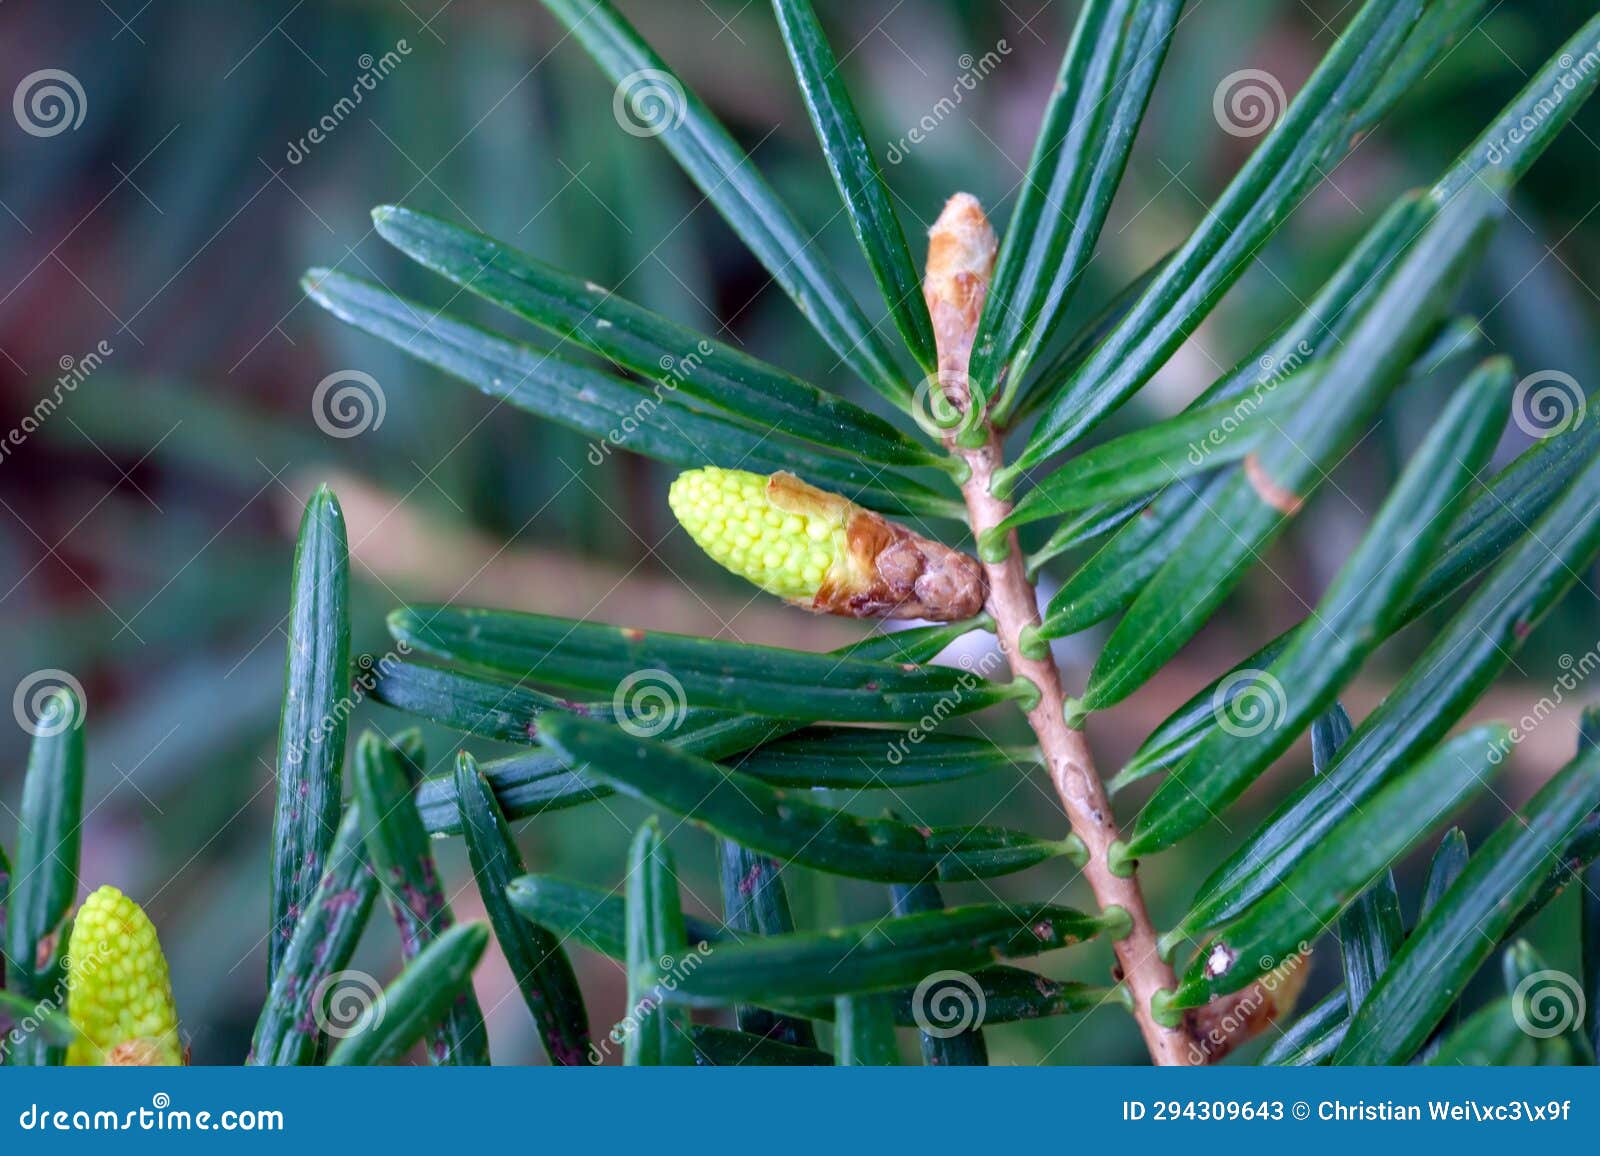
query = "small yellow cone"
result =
(669, 467, 986, 622)
(66, 885, 183, 1066)
(669, 466, 846, 602)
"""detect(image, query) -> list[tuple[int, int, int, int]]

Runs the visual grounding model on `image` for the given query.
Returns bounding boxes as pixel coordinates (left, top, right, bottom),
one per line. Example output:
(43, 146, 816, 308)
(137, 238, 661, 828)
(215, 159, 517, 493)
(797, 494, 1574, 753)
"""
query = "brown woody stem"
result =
(927, 193, 1194, 1066)
(957, 440, 1195, 1066)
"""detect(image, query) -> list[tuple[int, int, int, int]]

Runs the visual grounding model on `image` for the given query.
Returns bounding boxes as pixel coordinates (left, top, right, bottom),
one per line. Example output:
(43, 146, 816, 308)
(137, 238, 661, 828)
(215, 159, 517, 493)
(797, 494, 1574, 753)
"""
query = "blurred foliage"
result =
(1, 0, 1598, 1062)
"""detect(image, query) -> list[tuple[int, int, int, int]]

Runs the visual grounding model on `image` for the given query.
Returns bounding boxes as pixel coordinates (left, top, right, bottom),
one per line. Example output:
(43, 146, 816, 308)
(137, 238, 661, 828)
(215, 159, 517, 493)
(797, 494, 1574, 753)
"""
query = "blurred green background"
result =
(3, 0, 1598, 1063)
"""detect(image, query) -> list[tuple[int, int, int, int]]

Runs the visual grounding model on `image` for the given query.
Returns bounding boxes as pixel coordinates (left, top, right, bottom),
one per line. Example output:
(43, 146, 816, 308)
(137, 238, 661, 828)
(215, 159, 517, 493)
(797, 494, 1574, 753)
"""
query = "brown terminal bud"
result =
(923, 192, 998, 414)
